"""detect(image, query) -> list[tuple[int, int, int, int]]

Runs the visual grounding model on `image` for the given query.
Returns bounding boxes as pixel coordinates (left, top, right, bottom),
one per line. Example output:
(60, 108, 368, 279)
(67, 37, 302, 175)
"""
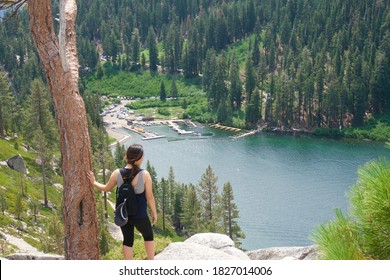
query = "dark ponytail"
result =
(125, 144, 144, 178)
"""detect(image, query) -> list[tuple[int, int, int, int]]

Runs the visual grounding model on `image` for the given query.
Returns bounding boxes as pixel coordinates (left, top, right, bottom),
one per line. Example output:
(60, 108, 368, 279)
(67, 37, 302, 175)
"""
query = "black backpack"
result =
(115, 168, 142, 217)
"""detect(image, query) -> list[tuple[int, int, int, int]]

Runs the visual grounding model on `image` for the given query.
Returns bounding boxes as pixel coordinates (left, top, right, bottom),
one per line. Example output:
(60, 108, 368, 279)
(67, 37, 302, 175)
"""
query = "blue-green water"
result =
(116, 124, 390, 250)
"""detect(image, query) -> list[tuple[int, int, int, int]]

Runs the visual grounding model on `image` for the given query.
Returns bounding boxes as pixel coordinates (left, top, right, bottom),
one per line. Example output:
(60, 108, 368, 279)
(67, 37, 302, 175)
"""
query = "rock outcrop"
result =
(4, 253, 64, 260)
(156, 233, 249, 260)
(6, 154, 28, 174)
(1, 230, 319, 260)
(246, 245, 319, 260)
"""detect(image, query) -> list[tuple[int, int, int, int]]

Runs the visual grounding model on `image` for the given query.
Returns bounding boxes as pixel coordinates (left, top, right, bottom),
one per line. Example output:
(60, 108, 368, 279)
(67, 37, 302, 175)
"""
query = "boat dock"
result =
(232, 130, 257, 139)
(122, 126, 166, 141)
(168, 120, 195, 135)
(209, 123, 242, 132)
(232, 126, 266, 139)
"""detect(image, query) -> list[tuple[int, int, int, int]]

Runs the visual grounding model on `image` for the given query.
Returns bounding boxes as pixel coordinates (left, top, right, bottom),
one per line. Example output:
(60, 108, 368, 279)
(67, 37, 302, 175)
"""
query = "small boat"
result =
(178, 130, 194, 135)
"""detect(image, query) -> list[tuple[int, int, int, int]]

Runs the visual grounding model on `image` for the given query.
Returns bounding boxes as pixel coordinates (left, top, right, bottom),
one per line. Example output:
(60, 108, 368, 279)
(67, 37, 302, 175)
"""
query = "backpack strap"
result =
(117, 168, 143, 187)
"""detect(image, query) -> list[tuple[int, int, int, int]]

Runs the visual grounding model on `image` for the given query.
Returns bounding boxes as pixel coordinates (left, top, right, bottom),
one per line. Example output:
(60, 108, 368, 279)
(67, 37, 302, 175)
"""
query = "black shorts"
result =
(120, 216, 154, 247)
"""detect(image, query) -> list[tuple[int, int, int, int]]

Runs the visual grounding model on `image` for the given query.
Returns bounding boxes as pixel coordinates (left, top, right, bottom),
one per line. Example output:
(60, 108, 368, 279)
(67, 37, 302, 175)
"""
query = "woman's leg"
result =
(122, 245, 133, 260)
(135, 217, 155, 260)
(120, 222, 135, 260)
(144, 241, 155, 260)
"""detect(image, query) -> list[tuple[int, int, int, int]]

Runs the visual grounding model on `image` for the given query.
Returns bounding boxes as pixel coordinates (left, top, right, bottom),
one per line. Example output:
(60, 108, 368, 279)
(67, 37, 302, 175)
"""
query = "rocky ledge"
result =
(155, 233, 319, 260)
(3, 253, 64, 260)
(246, 245, 319, 260)
(2, 233, 319, 260)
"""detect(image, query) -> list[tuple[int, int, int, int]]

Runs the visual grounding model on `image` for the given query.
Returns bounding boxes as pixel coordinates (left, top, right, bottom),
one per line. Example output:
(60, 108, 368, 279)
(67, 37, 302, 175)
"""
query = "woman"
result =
(88, 144, 157, 260)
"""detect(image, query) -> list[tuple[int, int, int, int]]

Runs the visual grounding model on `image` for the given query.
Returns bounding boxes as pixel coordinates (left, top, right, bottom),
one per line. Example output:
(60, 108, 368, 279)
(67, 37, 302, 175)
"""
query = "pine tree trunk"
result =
(27, 0, 100, 259)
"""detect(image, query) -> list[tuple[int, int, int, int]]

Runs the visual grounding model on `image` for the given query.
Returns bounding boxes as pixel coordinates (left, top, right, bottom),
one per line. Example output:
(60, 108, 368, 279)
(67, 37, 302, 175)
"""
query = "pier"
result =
(209, 123, 242, 132)
(232, 126, 266, 139)
(232, 130, 257, 139)
(121, 126, 166, 141)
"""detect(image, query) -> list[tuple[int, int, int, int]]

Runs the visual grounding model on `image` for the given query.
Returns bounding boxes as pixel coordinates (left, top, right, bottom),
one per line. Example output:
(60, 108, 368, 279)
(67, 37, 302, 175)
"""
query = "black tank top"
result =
(119, 168, 147, 219)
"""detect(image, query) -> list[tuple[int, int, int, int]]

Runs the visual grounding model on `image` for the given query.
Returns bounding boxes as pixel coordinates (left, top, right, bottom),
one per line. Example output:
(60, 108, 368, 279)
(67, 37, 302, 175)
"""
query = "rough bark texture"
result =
(27, 0, 100, 259)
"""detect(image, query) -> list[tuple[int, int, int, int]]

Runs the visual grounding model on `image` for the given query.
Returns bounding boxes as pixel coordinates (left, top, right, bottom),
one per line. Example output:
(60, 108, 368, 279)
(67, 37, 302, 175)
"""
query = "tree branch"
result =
(0, 0, 27, 23)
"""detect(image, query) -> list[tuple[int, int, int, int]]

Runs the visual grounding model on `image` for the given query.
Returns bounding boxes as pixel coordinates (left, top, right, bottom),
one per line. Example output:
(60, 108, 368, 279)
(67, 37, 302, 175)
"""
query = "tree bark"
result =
(27, 0, 100, 259)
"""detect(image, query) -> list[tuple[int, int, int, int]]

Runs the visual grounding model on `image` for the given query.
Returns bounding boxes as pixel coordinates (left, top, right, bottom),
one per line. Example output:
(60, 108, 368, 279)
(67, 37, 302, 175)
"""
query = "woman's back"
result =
(117, 168, 147, 219)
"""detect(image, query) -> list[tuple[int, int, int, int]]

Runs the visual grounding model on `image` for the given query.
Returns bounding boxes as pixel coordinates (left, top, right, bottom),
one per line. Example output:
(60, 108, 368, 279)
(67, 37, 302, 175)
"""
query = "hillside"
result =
(2, 0, 390, 133)
(0, 136, 181, 260)
(0, 136, 64, 256)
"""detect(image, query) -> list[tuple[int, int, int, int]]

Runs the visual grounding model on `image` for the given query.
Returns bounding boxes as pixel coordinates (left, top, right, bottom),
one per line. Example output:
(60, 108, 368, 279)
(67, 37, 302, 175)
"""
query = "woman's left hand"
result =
(152, 212, 157, 225)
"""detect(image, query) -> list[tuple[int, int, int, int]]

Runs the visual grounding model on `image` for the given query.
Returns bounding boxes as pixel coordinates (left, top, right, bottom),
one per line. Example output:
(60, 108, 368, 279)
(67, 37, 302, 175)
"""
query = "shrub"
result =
(349, 158, 390, 259)
(157, 107, 171, 116)
(311, 209, 365, 260)
(312, 158, 390, 259)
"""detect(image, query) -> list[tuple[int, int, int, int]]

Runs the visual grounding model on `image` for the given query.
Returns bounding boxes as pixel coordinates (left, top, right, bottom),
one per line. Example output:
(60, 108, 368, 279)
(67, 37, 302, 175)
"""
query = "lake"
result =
(115, 123, 390, 251)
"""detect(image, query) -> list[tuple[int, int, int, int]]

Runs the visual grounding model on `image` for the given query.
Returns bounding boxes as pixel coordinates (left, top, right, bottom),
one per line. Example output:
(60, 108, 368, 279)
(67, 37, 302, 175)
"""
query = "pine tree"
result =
(210, 54, 228, 110)
(181, 184, 201, 236)
(171, 77, 178, 99)
(24, 79, 58, 150)
(141, 53, 146, 68)
(160, 80, 167, 101)
(0, 72, 15, 136)
(147, 26, 159, 72)
(229, 55, 242, 110)
(202, 48, 217, 94)
(245, 56, 256, 105)
(96, 194, 110, 255)
(217, 100, 228, 123)
(93, 131, 115, 219)
(160, 177, 168, 231)
(146, 160, 159, 206)
(33, 127, 51, 207)
(198, 165, 220, 232)
(131, 28, 141, 64)
(251, 36, 260, 66)
(221, 182, 245, 247)
(114, 142, 125, 168)
(96, 61, 104, 79)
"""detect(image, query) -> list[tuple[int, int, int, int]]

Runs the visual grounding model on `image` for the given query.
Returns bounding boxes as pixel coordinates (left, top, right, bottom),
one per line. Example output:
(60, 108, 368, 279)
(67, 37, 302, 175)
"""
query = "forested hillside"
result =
(1, 0, 390, 133)
(1, 0, 390, 260)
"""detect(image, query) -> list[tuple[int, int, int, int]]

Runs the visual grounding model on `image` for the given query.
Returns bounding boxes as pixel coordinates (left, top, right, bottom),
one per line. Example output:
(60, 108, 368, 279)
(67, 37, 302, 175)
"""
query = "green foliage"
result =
(128, 99, 180, 110)
(114, 142, 126, 168)
(147, 26, 159, 72)
(157, 107, 170, 116)
(0, 72, 21, 136)
(349, 158, 390, 259)
(342, 121, 390, 142)
(311, 209, 365, 260)
(84, 70, 202, 99)
(221, 182, 245, 247)
(102, 236, 172, 260)
(0, 137, 66, 256)
(312, 158, 390, 259)
(23, 79, 58, 150)
(3, 0, 390, 133)
(159, 80, 167, 102)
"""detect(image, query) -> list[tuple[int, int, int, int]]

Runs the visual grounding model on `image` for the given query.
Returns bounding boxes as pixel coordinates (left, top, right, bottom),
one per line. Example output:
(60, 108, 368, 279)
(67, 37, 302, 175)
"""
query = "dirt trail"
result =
(0, 230, 41, 254)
